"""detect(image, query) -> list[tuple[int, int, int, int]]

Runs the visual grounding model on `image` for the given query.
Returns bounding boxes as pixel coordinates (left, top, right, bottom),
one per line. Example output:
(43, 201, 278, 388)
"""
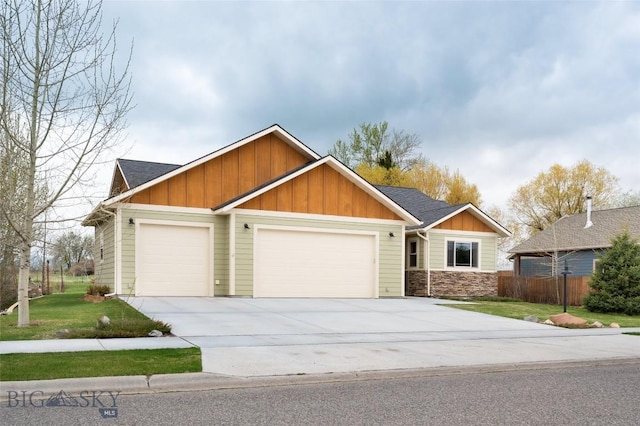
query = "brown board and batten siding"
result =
(434, 210, 493, 233)
(127, 134, 311, 208)
(238, 163, 402, 221)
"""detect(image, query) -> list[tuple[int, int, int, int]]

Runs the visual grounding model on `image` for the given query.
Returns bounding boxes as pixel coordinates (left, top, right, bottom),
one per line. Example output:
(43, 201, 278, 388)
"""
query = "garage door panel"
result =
(255, 228, 377, 298)
(137, 223, 211, 296)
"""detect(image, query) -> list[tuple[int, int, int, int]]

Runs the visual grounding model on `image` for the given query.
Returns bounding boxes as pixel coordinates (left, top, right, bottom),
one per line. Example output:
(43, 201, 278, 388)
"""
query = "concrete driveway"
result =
(126, 297, 640, 377)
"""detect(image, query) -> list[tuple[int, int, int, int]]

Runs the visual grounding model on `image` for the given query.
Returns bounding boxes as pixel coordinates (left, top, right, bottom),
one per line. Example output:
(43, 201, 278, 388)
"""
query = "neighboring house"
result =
(376, 186, 511, 297)
(82, 125, 421, 298)
(509, 202, 640, 277)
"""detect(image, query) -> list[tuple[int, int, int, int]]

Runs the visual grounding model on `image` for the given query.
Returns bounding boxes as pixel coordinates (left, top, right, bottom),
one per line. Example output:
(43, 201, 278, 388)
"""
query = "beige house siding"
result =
(93, 218, 115, 290)
(117, 206, 228, 295)
(234, 212, 405, 297)
(428, 230, 498, 272)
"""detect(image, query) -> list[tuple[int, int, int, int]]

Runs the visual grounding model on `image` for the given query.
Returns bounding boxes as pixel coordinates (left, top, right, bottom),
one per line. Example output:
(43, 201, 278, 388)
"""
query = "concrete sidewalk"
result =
(0, 336, 194, 354)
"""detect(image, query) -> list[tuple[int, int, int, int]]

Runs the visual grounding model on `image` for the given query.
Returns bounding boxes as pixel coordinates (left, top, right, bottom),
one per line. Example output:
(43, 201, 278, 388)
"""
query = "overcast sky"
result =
(96, 0, 640, 212)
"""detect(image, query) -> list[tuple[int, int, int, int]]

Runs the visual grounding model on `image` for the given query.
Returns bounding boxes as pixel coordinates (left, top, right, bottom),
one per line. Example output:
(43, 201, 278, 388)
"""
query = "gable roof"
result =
(375, 185, 510, 236)
(213, 156, 422, 225)
(105, 124, 320, 204)
(510, 205, 640, 254)
(115, 159, 181, 190)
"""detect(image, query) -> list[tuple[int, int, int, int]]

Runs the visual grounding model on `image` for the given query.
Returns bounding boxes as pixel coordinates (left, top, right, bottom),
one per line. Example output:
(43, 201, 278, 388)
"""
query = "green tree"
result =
(508, 160, 619, 235)
(583, 231, 640, 315)
(329, 121, 423, 170)
(1, 0, 133, 326)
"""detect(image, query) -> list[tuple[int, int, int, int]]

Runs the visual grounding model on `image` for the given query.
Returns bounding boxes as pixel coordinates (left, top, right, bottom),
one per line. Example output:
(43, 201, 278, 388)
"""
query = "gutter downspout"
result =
(98, 206, 119, 295)
(415, 231, 430, 297)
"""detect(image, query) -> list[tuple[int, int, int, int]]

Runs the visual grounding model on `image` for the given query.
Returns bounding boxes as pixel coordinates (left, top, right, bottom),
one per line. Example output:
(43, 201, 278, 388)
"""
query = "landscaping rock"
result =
(591, 321, 604, 328)
(148, 329, 163, 337)
(523, 315, 539, 323)
(543, 319, 555, 325)
(98, 316, 110, 327)
(56, 329, 71, 338)
(610, 322, 620, 328)
(549, 312, 588, 326)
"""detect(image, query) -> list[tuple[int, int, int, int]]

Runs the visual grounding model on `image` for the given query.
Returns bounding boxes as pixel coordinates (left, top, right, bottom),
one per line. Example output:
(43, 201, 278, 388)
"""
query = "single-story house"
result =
(83, 124, 422, 298)
(509, 200, 640, 277)
(376, 185, 511, 297)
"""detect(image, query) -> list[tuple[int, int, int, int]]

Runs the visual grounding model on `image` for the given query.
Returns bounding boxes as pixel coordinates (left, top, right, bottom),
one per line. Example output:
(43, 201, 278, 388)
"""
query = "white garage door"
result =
(254, 227, 377, 298)
(136, 222, 212, 296)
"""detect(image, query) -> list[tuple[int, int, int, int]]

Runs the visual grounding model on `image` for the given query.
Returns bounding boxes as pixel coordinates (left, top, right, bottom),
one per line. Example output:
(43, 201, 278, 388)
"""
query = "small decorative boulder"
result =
(591, 321, 604, 328)
(98, 316, 110, 327)
(549, 312, 587, 327)
(523, 315, 539, 323)
(609, 322, 620, 328)
(148, 329, 163, 337)
(56, 329, 71, 338)
(543, 319, 555, 325)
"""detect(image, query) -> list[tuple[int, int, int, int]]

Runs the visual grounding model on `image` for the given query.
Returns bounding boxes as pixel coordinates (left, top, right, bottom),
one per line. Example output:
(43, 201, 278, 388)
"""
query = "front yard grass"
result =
(444, 299, 640, 327)
(0, 276, 203, 381)
(0, 348, 202, 381)
(0, 278, 165, 340)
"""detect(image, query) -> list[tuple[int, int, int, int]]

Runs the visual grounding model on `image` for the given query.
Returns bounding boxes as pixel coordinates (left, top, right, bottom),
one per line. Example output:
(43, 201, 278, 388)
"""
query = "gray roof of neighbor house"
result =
(117, 159, 181, 189)
(509, 205, 640, 254)
(375, 185, 465, 230)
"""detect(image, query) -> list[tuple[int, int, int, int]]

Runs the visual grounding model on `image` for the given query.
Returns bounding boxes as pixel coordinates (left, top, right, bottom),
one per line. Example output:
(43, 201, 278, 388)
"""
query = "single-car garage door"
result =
(136, 222, 213, 296)
(254, 227, 377, 298)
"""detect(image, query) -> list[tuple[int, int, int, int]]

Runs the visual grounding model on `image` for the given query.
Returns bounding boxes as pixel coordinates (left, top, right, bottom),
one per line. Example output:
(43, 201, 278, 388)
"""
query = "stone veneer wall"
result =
(406, 270, 498, 297)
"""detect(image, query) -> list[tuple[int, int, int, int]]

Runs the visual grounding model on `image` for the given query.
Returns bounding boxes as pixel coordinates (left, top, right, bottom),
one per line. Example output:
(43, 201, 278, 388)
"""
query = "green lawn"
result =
(1, 279, 161, 340)
(0, 276, 202, 381)
(0, 348, 202, 381)
(445, 299, 640, 327)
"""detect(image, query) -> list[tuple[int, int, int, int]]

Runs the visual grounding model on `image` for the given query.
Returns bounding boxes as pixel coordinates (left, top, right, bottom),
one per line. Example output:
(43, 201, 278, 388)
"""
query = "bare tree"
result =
(51, 230, 93, 270)
(0, 0, 133, 326)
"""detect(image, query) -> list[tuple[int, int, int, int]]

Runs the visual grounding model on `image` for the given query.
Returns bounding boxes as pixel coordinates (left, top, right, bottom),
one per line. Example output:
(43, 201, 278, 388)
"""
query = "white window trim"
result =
(407, 237, 419, 269)
(99, 231, 104, 263)
(444, 238, 481, 270)
(592, 258, 600, 273)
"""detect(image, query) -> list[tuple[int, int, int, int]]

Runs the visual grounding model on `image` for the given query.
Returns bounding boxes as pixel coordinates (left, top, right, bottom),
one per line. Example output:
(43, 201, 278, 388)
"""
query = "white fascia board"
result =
(105, 124, 320, 205)
(112, 160, 129, 191)
(325, 157, 421, 225)
(214, 156, 421, 226)
(423, 204, 511, 237)
(231, 208, 409, 226)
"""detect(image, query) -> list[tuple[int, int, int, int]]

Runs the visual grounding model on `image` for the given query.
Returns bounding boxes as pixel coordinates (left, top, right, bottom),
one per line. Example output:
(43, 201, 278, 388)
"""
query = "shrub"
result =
(85, 284, 111, 296)
(65, 318, 172, 338)
(584, 230, 640, 315)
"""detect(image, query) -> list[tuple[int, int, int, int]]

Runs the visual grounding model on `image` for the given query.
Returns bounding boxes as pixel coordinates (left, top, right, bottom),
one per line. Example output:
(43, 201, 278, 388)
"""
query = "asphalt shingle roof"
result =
(509, 205, 640, 254)
(117, 159, 181, 189)
(375, 185, 461, 229)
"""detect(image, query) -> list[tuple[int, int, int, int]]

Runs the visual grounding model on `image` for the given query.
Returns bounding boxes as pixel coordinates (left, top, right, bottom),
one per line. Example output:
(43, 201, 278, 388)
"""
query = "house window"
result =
(593, 258, 600, 273)
(446, 240, 479, 269)
(408, 238, 418, 268)
(100, 232, 104, 262)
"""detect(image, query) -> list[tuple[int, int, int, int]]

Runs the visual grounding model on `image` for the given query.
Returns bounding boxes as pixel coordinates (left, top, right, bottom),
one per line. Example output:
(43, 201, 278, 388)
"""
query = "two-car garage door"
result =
(136, 222, 213, 296)
(254, 227, 378, 298)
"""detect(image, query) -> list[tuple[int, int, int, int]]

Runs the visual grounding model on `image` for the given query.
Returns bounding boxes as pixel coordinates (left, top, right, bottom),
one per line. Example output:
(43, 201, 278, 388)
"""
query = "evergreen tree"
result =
(583, 230, 640, 315)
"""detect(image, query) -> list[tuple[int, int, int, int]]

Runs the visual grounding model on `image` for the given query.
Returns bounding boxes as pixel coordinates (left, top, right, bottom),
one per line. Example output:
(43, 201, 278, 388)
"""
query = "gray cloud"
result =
(98, 1, 640, 209)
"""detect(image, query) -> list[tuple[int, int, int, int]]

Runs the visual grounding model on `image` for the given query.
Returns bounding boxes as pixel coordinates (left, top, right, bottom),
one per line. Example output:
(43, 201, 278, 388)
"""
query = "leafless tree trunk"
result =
(0, 0, 132, 326)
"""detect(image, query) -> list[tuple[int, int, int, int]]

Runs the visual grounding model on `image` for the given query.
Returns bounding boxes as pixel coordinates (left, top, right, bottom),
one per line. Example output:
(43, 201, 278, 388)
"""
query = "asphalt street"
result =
(3, 360, 639, 425)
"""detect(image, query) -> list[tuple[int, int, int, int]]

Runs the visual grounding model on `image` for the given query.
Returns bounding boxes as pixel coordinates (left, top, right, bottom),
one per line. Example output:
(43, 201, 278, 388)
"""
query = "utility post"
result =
(561, 260, 573, 313)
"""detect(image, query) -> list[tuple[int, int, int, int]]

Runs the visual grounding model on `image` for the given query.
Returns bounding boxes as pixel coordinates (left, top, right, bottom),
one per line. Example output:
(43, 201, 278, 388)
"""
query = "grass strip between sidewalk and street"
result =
(443, 298, 640, 327)
(0, 348, 202, 381)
